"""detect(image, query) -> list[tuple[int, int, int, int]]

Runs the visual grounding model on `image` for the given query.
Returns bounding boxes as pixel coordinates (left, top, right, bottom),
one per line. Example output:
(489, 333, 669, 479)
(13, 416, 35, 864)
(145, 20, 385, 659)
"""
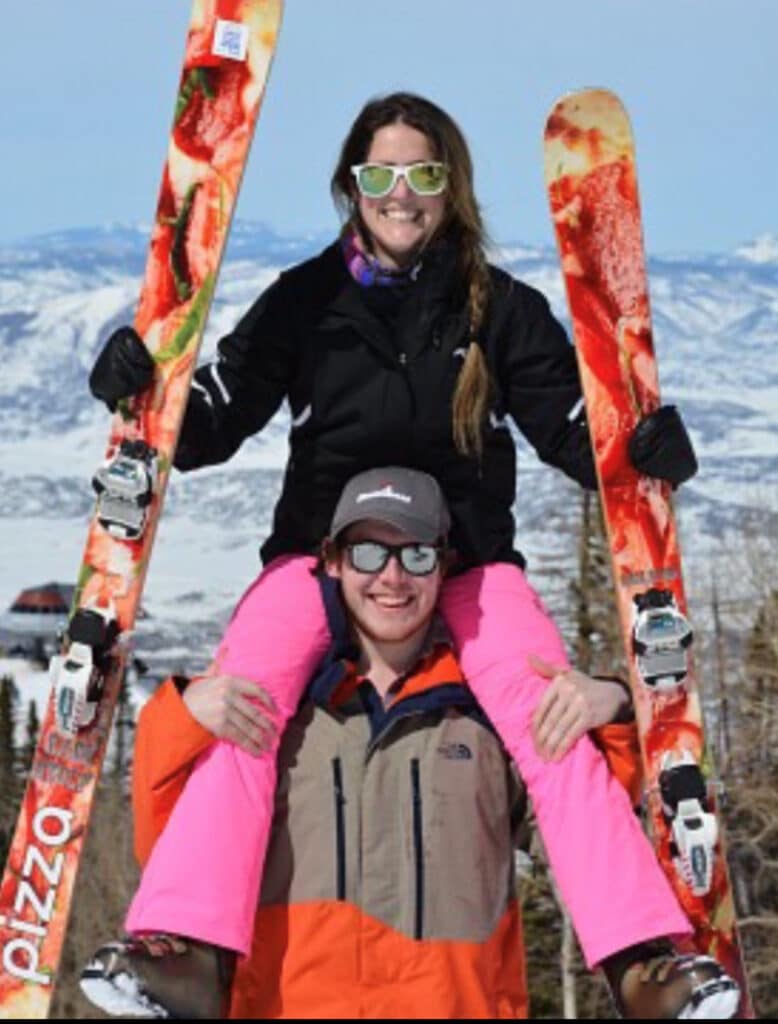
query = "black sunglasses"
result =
(344, 541, 442, 576)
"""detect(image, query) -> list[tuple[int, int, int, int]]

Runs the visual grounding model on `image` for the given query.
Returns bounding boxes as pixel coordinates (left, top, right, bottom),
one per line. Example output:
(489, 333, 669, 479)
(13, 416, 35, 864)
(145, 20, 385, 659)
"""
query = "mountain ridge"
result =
(0, 223, 776, 670)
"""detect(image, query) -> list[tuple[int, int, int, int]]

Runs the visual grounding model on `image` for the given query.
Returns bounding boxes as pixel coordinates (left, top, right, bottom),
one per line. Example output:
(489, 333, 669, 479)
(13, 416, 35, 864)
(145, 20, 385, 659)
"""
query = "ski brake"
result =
(659, 750, 718, 896)
(50, 606, 120, 733)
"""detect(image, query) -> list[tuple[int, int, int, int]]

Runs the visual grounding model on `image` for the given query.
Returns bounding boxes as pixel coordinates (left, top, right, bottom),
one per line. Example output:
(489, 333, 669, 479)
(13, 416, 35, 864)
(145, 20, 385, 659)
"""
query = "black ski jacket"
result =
(177, 239, 596, 567)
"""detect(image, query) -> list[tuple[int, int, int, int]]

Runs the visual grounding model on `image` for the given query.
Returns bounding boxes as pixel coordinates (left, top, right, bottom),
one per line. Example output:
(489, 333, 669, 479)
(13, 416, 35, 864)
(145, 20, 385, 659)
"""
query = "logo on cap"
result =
(356, 484, 412, 505)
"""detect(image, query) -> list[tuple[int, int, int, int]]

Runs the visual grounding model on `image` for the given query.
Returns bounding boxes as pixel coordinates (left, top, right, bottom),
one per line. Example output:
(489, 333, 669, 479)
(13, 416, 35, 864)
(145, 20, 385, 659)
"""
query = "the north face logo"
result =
(437, 742, 472, 761)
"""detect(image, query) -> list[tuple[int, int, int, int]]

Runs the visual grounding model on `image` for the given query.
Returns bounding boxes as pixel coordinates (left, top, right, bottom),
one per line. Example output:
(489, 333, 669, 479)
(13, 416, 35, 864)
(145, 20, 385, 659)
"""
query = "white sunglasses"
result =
(350, 161, 449, 199)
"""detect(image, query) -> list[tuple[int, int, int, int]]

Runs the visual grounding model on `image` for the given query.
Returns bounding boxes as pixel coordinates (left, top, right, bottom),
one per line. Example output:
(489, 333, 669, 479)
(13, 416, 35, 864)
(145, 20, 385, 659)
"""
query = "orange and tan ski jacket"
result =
(133, 634, 641, 1019)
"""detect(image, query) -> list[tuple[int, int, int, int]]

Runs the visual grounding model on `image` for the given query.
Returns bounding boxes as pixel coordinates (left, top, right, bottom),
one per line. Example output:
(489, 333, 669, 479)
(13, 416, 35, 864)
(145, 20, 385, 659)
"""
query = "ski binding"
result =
(50, 607, 120, 734)
(659, 750, 718, 896)
(92, 439, 158, 540)
(632, 588, 693, 691)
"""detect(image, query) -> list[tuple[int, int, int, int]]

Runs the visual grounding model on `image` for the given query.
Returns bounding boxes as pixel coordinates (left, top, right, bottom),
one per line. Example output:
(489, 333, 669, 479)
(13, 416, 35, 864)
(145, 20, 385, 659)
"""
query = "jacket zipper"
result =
(411, 758, 424, 939)
(332, 757, 346, 901)
(366, 694, 470, 756)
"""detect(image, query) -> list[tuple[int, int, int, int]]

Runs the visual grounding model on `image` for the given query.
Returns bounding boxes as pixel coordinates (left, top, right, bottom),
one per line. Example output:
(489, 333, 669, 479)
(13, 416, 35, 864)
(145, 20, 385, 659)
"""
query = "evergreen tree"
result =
(111, 669, 137, 788)
(569, 491, 623, 677)
(0, 674, 19, 870)
(0, 674, 18, 794)
(21, 698, 40, 774)
(713, 579, 778, 1017)
(745, 588, 778, 768)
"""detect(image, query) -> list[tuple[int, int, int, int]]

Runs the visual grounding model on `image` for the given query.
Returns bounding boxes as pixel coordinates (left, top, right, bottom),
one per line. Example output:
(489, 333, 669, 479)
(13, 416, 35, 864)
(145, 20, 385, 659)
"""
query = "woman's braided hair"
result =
(331, 92, 492, 458)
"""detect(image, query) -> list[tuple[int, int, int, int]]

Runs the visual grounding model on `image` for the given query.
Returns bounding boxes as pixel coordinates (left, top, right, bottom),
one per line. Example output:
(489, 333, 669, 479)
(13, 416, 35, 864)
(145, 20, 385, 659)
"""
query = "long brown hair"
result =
(331, 93, 492, 458)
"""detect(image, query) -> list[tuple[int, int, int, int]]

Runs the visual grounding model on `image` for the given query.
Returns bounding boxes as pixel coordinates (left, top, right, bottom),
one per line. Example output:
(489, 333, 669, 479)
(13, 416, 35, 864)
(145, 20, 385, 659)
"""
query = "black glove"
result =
(89, 326, 155, 411)
(627, 405, 697, 487)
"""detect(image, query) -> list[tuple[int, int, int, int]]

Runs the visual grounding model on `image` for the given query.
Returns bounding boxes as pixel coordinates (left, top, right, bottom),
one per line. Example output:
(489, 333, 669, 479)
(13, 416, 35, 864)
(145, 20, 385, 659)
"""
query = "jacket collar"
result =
(317, 237, 469, 364)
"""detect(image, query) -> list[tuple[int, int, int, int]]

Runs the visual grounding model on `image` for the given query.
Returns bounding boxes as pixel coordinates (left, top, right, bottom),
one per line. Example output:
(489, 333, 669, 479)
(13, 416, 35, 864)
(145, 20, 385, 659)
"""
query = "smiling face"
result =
(326, 519, 442, 646)
(355, 121, 447, 270)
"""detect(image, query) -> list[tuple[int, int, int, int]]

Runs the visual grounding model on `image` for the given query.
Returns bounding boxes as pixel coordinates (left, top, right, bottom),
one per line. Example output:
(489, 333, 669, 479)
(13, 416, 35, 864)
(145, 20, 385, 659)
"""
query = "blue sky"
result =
(2, 0, 775, 253)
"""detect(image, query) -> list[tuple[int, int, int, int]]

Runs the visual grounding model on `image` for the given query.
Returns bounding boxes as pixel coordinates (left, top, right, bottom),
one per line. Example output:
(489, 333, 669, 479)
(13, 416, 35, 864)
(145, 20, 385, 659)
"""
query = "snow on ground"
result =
(1, 225, 776, 684)
(0, 654, 153, 745)
(0, 513, 264, 643)
(735, 234, 778, 264)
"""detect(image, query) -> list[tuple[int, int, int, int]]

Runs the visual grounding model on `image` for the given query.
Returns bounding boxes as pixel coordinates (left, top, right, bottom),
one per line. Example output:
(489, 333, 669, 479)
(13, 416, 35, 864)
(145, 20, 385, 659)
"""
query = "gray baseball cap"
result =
(330, 467, 451, 543)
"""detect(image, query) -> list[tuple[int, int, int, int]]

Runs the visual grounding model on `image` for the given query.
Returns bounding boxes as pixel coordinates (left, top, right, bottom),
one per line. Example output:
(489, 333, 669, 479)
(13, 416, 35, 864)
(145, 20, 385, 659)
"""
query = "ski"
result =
(0, 1, 283, 1016)
(543, 88, 753, 1015)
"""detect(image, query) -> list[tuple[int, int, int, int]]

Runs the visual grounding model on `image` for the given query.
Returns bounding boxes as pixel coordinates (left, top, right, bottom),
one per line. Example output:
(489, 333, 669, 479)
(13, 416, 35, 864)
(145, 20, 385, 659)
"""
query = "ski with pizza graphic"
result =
(0, 1, 283, 1016)
(543, 86, 753, 1015)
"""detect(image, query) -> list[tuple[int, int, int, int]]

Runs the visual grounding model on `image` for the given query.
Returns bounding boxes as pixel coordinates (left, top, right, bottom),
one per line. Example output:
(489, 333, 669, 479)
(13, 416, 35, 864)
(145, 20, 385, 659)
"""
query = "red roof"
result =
(10, 583, 74, 615)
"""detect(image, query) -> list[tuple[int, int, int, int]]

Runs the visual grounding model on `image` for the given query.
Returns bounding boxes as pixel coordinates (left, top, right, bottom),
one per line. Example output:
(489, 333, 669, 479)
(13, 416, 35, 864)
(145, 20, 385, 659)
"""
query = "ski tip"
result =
(544, 88, 632, 143)
(545, 86, 626, 121)
(542, 87, 635, 185)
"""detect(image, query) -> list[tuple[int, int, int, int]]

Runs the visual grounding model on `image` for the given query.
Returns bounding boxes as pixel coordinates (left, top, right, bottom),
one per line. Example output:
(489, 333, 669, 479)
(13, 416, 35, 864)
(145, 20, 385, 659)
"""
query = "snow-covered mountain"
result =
(1, 224, 776, 674)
